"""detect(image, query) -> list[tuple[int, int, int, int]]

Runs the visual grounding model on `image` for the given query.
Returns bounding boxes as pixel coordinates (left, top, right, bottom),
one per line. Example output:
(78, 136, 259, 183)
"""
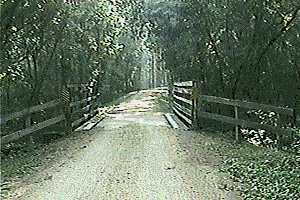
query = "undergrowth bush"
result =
(218, 141, 300, 199)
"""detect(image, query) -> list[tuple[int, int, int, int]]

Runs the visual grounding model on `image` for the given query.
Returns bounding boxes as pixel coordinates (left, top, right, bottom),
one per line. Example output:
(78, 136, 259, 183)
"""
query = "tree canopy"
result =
(150, 0, 299, 107)
(1, 0, 150, 113)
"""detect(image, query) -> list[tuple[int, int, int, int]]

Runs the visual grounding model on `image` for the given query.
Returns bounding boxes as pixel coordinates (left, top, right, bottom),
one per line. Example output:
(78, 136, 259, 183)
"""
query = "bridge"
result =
(1, 81, 299, 199)
(1, 89, 240, 199)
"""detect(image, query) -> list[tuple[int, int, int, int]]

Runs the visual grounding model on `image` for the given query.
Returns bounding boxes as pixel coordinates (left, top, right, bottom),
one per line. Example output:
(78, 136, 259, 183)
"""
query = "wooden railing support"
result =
(295, 96, 300, 128)
(192, 80, 202, 129)
(234, 106, 239, 142)
(25, 112, 34, 143)
(192, 81, 197, 129)
(61, 87, 72, 134)
(194, 81, 204, 129)
(172, 81, 194, 127)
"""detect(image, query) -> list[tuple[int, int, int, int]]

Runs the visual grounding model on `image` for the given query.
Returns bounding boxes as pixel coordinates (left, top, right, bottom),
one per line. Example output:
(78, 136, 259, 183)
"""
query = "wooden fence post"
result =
(97, 93, 101, 107)
(25, 112, 34, 143)
(61, 87, 72, 134)
(86, 86, 91, 118)
(192, 81, 197, 129)
(74, 86, 80, 112)
(197, 83, 203, 129)
(295, 97, 300, 128)
(234, 106, 239, 142)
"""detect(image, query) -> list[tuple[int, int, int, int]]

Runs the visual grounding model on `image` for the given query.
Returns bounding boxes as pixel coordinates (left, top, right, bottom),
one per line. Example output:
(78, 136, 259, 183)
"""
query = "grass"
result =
(1, 141, 50, 197)
(200, 130, 300, 200)
(1, 136, 61, 179)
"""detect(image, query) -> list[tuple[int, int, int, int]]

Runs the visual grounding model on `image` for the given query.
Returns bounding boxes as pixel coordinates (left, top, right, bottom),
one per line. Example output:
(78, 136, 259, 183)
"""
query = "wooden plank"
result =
(1, 115, 65, 144)
(164, 113, 179, 129)
(82, 121, 98, 131)
(174, 81, 193, 88)
(192, 80, 197, 127)
(61, 87, 72, 134)
(77, 106, 113, 131)
(173, 107, 192, 125)
(234, 106, 239, 141)
(200, 95, 294, 116)
(1, 100, 60, 125)
(174, 101, 192, 112)
(198, 111, 292, 134)
(82, 115, 105, 131)
(173, 87, 192, 95)
(173, 101, 192, 117)
(173, 94, 192, 106)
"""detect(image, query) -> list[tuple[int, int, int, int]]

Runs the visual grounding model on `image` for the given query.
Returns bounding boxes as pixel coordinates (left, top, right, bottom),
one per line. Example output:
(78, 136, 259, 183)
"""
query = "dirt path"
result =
(5, 90, 239, 200)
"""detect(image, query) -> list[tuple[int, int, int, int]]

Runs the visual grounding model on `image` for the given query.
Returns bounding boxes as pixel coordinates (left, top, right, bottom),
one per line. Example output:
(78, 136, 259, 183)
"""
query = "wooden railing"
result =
(171, 81, 299, 143)
(171, 81, 195, 126)
(1, 83, 100, 144)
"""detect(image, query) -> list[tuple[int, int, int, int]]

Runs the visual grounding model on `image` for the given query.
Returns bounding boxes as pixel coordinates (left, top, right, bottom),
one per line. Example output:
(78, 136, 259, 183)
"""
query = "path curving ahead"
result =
(10, 90, 239, 200)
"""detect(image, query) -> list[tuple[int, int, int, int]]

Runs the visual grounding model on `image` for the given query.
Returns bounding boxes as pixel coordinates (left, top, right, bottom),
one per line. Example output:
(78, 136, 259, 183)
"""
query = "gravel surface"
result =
(5, 90, 240, 200)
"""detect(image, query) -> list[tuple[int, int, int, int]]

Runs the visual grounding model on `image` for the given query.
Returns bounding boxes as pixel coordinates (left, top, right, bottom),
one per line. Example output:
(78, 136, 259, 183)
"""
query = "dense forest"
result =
(1, 0, 150, 115)
(2, 0, 299, 114)
(1, 0, 300, 145)
(1, 0, 300, 199)
(148, 0, 300, 147)
(152, 0, 299, 106)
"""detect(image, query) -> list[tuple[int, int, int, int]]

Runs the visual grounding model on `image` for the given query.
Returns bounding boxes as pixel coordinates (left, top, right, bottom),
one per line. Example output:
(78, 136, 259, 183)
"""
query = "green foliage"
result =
(150, 0, 300, 104)
(0, 0, 147, 115)
(214, 140, 300, 199)
(226, 153, 299, 199)
(147, 0, 300, 148)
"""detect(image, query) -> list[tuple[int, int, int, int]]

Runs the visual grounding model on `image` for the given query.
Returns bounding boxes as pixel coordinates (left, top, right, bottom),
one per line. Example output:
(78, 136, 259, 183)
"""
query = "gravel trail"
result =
(8, 90, 239, 200)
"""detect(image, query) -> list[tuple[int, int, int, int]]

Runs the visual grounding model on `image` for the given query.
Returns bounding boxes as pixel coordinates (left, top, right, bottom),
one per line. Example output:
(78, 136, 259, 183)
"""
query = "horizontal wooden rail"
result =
(173, 87, 192, 95)
(198, 111, 291, 134)
(173, 101, 192, 117)
(164, 113, 179, 129)
(174, 81, 193, 88)
(173, 106, 192, 125)
(1, 82, 101, 144)
(172, 82, 194, 126)
(201, 95, 294, 116)
(172, 80, 298, 145)
(1, 100, 60, 125)
(173, 94, 192, 106)
(1, 115, 65, 144)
